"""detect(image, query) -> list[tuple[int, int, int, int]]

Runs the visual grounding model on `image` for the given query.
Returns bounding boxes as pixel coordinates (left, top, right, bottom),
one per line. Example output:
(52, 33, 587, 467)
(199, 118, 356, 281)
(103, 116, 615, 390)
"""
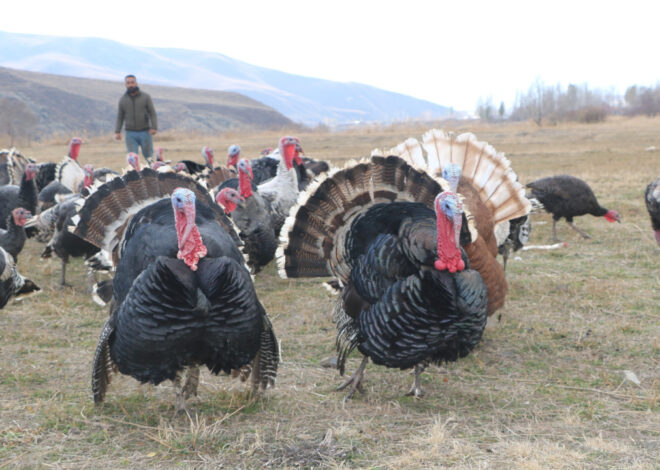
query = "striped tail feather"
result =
(71, 168, 239, 256)
(277, 155, 463, 282)
(201, 167, 237, 192)
(8, 148, 31, 185)
(251, 314, 279, 390)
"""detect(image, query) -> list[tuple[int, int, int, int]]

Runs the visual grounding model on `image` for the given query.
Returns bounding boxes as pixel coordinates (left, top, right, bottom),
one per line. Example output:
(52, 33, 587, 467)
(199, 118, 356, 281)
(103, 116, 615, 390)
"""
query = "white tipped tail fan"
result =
(55, 156, 84, 192)
(70, 168, 240, 264)
(276, 155, 477, 283)
(385, 129, 531, 226)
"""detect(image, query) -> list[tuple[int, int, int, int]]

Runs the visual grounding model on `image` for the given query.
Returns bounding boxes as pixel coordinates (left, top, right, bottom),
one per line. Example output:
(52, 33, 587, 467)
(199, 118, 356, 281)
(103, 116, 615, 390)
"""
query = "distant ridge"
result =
(0, 31, 454, 125)
(0, 66, 293, 138)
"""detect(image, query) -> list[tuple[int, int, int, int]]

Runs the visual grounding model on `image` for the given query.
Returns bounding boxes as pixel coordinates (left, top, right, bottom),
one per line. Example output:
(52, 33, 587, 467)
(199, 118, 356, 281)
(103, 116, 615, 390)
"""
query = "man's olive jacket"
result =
(115, 90, 158, 133)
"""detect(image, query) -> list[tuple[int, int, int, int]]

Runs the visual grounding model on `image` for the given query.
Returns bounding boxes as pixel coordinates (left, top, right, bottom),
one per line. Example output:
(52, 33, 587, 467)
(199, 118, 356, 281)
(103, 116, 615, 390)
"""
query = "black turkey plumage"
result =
(226, 144, 279, 186)
(35, 162, 57, 192)
(176, 146, 215, 176)
(526, 175, 620, 241)
(70, 169, 278, 410)
(216, 160, 277, 273)
(40, 195, 100, 287)
(646, 177, 660, 246)
(0, 208, 31, 260)
(278, 155, 488, 398)
(0, 163, 38, 230)
(0, 246, 40, 309)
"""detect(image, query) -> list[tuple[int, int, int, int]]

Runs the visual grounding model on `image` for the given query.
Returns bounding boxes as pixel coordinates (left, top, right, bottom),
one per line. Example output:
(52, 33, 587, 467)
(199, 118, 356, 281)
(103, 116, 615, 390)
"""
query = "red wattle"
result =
(435, 212, 465, 272)
(175, 217, 207, 271)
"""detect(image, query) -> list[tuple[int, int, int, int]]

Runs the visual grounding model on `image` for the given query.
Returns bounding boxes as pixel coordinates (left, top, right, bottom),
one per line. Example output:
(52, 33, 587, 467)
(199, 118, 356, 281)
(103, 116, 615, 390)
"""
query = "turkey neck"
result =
(239, 170, 253, 198)
(435, 211, 465, 273)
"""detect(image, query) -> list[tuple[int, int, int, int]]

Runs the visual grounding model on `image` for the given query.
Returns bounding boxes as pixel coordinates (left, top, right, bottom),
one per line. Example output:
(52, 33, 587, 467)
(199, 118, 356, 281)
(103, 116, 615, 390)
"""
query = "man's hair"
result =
(125, 74, 137, 81)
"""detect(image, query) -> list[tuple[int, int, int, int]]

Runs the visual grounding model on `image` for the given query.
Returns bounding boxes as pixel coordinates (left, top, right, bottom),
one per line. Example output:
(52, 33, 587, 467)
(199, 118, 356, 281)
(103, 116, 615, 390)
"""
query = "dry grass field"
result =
(1, 117, 658, 469)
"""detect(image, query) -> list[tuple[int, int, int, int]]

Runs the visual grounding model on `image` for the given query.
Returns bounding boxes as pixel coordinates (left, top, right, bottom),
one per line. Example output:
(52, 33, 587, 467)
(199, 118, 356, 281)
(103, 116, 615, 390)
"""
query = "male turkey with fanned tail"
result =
(71, 169, 278, 412)
(278, 131, 531, 398)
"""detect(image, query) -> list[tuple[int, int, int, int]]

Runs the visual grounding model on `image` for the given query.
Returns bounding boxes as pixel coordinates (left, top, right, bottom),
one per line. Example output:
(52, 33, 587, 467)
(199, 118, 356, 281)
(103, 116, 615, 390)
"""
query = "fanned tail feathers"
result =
(55, 156, 84, 192)
(8, 149, 31, 185)
(276, 155, 471, 282)
(71, 169, 239, 257)
(387, 129, 531, 225)
(201, 167, 237, 194)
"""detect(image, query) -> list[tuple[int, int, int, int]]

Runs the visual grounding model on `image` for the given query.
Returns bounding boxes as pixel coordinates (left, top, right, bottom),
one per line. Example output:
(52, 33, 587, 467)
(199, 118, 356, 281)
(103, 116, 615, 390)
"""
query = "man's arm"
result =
(147, 95, 158, 134)
(114, 99, 125, 140)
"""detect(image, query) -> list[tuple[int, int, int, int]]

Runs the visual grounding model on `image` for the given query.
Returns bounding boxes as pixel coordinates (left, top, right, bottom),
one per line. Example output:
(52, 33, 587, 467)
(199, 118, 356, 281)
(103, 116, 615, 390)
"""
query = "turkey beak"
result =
(248, 165, 254, 180)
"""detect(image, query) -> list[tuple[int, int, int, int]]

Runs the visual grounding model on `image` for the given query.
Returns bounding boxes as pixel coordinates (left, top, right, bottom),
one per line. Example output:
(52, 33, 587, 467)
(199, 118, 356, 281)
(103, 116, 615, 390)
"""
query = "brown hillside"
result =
(0, 66, 293, 138)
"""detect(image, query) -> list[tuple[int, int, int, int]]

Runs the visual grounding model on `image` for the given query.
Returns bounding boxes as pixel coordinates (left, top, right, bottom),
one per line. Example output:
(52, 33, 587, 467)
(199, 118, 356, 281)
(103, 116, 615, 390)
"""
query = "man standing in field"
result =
(114, 74, 158, 165)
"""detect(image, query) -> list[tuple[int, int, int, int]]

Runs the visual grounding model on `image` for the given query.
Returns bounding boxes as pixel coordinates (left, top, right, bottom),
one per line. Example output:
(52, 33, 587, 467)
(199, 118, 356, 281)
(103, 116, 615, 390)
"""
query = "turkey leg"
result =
(336, 355, 368, 400)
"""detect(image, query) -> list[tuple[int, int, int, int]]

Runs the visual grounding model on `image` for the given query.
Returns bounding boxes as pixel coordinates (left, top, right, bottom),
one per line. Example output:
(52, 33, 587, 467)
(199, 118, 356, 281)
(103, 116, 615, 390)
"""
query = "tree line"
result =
(477, 80, 660, 125)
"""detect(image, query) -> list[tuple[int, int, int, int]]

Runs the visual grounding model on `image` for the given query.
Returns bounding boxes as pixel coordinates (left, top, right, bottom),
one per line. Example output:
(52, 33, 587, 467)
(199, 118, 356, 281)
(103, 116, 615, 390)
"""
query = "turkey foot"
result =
(406, 363, 427, 398)
(336, 356, 368, 400)
(567, 221, 591, 239)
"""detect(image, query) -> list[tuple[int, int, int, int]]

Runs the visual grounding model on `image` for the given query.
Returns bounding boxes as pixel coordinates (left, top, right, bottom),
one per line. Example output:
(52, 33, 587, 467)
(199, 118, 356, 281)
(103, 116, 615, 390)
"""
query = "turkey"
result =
(154, 146, 171, 164)
(0, 246, 40, 309)
(0, 163, 38, 230)
(257, 136, 304, 236)
(40, 194, 101, 287)
(379, 130, 531, 316)
(70, 169, 278, 410)
(37, 163, 96, 211)
(526, 175, 620, 241)
(176, 147, 215, 175)
(646, 177, 660, 246)
(278, 155, 492, 398)
(0, 148, 32, 187)
(215, 160, 278, 272)
(53, 137, 85, 192)
(227, 144, 279, 185)
(496, 215, 531, 271)
(0, 207, 31, 260)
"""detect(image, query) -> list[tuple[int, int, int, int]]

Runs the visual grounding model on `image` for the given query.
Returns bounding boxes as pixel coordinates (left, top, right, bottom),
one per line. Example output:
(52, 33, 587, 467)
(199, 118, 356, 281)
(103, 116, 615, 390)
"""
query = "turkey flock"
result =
(0, 131, 657, 412)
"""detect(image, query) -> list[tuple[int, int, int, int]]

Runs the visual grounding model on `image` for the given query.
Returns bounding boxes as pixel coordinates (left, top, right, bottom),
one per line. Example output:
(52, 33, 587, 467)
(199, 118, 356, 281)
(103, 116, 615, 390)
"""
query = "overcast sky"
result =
(2, 0, 659, 111)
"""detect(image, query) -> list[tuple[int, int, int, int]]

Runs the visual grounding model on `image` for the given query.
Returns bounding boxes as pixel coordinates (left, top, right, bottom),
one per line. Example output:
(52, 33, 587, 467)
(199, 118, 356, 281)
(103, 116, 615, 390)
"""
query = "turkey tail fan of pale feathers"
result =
(7, 149, 32, 186)
(55, 156, 84, 192)
(277, 155, 476, 283)
(378, 129, 531, 225)
(71, 169, 239, 256)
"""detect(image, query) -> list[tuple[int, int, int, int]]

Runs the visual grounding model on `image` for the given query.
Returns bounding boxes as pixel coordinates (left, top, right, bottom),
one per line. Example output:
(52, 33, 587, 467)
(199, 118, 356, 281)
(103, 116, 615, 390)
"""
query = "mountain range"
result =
(0, 30, 453, 126)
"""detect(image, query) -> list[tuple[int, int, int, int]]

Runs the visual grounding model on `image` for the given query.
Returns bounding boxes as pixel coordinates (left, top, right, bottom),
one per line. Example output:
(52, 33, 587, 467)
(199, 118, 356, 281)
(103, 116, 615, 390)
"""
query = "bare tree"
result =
(0, 97, 38, 146)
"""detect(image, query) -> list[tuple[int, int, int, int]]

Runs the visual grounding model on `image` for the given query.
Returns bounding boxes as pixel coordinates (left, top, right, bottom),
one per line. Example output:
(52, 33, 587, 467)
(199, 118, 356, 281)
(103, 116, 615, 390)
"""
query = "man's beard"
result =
(127, 86, 139, 94)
